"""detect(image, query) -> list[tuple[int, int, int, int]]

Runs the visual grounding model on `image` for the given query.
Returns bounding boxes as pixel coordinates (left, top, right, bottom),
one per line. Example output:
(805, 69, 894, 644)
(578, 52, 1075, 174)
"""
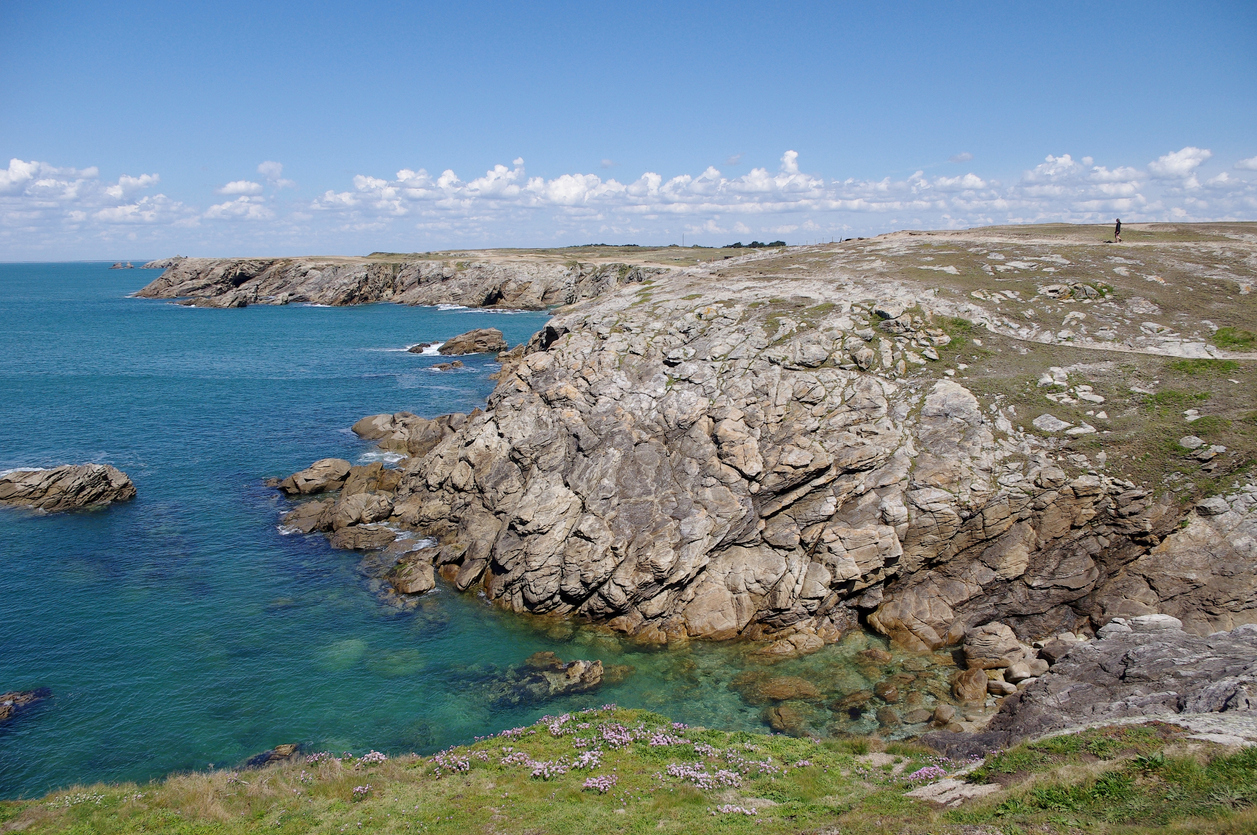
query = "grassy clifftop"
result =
(4, 708, 1255, 834)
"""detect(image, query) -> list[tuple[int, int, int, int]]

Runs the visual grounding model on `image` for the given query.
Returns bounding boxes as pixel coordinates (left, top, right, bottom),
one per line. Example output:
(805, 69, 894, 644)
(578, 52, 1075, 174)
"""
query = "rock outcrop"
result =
(0, 465, 136, 512)
(436, 328, 508, 355)
(923, 616, 1257, 756)
(272, 227, 1257, 656)
(135, 256, 665, 310)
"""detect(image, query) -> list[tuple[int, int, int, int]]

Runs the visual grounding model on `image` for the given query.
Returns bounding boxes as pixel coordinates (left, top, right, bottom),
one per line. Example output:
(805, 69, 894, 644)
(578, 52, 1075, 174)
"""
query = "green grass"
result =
(1214, 327, 1257, 351)
(1168, 358, 1241, 376)
(6, 714, 1256, 835)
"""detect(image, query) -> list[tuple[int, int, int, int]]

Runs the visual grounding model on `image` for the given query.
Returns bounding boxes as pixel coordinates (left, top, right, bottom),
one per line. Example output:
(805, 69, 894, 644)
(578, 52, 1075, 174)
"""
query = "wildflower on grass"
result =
(351, 785, 371, 801)
(693, 743, 719, 757)
(664, 762, 742, 789)
(648, 732, 686, 747)
(305, 752, 331, 765)
(712, 804, 757, 816)
(572, 750, 603, 770)
(793, 759, 813, 768)
(583, 774, 617, 793)
(599, 722, 634, 748)
(357, 750, 388, 767)
(905, 765, 948, 782)
(530, 760, 569, 780)
(432, 750, 471, 775)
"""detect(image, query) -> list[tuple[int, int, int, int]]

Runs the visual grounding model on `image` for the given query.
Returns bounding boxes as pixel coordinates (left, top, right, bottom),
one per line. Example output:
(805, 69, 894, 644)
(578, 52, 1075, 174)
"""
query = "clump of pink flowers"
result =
(906, 765, 948, 782)
(357, 750, 387, 767)
(583, 774, 617, 794)
(351, 784, 371, 801)
(712, 804, 757, 816)
(432, 749, 470, 774)
(664, 762, 742, 789)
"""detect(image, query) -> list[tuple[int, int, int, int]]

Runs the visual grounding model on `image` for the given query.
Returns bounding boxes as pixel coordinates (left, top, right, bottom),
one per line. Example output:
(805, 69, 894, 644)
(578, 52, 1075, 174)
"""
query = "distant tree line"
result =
(722, 240, 787, 249)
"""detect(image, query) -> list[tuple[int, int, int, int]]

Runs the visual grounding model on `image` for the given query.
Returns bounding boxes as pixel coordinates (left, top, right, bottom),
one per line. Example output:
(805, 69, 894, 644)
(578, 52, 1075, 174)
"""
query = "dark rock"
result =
(243, 743, 300, 769)
(0, 465, 135, 512)
(487, 655, 605, 708)
(0, 689, 50, 724)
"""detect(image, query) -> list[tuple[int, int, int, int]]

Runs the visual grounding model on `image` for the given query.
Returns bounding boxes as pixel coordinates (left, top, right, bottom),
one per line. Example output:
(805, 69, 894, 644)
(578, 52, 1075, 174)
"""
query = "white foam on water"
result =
(301, 303, 334, 308)
(0, 467, 41, 479)
(414, 342, 443, 356)
(435, 303, 468, 311)
(358, 450, 405, 464)
(276, 525, 302, 536)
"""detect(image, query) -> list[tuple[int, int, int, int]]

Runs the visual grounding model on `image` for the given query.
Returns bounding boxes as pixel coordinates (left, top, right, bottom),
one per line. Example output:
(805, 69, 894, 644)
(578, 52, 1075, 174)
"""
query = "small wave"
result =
(358, 450, 406, 464)
(277, 525, 302, 536)
(302, 303, 334, 308)
(361, 347, 415, 353)
(405, 342, 443, 356)
(435, 303, 468, 311)
(0, 467, 41, 479)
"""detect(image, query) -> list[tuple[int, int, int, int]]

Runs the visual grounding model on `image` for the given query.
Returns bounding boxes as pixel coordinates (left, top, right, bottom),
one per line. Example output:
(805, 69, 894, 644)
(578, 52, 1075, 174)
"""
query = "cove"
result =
(0, 263, 947, 800)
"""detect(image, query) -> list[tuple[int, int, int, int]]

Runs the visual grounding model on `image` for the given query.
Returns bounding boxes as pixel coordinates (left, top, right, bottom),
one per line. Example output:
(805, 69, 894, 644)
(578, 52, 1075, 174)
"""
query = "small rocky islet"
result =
(0, 464, 135, 513)
(152, 224, 1256, 751)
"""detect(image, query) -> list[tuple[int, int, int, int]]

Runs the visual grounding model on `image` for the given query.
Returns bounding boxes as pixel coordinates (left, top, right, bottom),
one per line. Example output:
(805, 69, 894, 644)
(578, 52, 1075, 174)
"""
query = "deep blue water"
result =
(0, 263, 916, 799)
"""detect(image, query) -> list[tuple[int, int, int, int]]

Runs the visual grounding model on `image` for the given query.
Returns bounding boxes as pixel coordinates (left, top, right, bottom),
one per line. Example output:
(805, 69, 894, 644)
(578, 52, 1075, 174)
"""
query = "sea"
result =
(0, 262, 925, 799)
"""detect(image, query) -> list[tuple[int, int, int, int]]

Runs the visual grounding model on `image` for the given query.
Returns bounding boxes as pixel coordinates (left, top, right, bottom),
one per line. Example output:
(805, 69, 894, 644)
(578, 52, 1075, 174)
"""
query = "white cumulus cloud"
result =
(217, 180, 263, 195)
(1148, 146, 1212, 178)
(1236, 156, 1257, 171)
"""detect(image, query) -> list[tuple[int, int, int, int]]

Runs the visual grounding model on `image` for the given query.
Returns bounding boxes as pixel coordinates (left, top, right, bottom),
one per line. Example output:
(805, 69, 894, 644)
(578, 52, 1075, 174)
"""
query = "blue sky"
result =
(2, 0, 1255, 258)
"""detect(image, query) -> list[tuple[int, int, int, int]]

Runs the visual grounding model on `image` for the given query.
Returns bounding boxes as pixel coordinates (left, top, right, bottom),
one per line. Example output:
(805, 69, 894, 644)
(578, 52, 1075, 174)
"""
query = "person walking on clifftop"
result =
(1114, 218, 1122, 243)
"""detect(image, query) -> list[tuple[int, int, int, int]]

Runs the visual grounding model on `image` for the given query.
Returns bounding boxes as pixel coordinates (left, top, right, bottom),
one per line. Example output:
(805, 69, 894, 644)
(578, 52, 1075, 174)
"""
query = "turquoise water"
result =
(0, 263, 953, 800)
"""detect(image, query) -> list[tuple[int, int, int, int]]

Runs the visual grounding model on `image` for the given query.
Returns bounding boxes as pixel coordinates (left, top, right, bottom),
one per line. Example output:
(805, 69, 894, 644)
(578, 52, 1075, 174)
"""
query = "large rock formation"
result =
(135, 256, 665, 310)
(437, 328, 508, 355)
(0, 465, 136, 512)
(270, 227, 1257, 654)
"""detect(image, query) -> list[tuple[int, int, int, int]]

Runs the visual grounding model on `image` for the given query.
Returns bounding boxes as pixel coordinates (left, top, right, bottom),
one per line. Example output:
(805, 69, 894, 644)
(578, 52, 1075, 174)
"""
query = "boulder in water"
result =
(437, 328, 507, 355)
(278, 458, 351, 495)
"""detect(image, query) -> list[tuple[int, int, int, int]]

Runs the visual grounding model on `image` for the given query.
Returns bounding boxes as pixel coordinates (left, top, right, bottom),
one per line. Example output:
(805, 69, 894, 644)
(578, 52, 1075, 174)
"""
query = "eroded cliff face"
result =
(136, 256, 665, 310)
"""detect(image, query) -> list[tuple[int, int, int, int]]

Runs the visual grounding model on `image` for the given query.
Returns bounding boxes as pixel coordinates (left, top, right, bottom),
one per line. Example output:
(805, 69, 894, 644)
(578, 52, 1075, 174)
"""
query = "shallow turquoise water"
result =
(0, 263, 947, 800)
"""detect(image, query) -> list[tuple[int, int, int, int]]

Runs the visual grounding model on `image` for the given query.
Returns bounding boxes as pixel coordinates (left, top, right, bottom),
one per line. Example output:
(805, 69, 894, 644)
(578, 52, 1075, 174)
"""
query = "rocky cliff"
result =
(274, 224, 1257, 654)
(135, 254, 667, 310)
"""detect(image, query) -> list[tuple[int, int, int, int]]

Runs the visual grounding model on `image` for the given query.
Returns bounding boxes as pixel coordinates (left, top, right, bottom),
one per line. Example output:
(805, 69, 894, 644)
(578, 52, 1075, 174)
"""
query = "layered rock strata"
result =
(0, 464, 136, 512)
